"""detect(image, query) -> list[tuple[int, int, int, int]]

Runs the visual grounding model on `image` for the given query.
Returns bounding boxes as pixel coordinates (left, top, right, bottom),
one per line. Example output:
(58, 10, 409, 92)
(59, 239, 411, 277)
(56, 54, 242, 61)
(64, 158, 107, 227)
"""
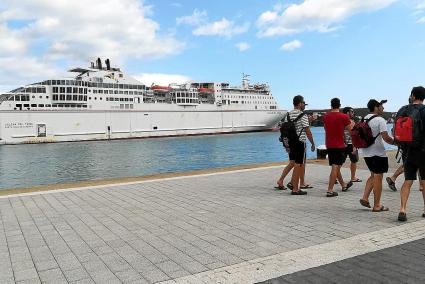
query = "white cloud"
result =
(257, 0, 397, 37)
(280, 40, 302, 51)
(0, 0, 184, 86)
(176, 9, 207, 26)
(133, 73, 191, 86)
(417, 16, 425, 23)
(193, 18, 249, 38)
(235, 42, 250, 51)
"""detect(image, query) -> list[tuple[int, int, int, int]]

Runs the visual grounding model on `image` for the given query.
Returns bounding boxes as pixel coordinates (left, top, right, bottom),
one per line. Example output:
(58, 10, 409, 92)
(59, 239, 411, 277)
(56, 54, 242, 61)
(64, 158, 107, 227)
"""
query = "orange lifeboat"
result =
(151, 85, 172, 91)
(198, 88, 214, 93)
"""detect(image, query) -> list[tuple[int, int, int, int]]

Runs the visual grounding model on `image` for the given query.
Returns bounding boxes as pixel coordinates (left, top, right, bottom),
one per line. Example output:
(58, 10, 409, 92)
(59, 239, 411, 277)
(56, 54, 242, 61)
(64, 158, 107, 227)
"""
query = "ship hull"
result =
(0, 109, 285, 144)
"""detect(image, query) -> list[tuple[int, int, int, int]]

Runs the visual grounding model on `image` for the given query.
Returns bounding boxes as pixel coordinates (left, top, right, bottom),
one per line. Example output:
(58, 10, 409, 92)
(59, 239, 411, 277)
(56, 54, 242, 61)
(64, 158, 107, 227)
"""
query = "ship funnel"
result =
(105, 59, 111, 70)
(96, 57, 103, 70)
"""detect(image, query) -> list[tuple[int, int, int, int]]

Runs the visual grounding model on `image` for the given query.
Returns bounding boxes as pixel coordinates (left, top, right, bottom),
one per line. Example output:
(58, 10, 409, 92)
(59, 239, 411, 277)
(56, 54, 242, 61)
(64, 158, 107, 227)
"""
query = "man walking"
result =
(359, 99, 395, 212)
(342, 107, 361, 183)
(280, 95, 315, 195)
(396, 87, 425, 221)
(323, 98, 353, 197)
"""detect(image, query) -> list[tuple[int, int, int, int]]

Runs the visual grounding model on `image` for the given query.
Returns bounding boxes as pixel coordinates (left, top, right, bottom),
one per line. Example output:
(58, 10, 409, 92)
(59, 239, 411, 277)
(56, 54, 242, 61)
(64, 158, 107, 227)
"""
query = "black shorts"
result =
(327, 148, 346, 166)
(288, 141, 306, 164)
(364, 156, 389, 174)
(345, 144, 359, 163)
(403, 149, 425, 181)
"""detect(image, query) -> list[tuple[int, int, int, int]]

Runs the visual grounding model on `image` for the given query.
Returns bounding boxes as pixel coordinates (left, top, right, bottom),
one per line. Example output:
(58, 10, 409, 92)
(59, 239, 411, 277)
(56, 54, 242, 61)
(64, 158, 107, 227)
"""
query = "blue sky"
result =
(1, 0, 425, 111)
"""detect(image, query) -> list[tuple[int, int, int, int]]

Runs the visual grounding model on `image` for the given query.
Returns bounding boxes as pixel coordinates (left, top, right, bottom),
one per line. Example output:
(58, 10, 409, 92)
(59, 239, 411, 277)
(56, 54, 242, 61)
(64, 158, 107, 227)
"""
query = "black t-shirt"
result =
(396, 103, 425, 150)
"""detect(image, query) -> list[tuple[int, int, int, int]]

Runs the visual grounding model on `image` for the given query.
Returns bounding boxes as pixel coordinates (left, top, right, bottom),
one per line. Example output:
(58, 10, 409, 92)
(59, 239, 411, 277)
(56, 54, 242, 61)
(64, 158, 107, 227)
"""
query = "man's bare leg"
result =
(277, 161, 295, 187)
(362, 174, 374, 203)
(291, 163, 303, 192)
(389, 165, 404, 183)
(328, 165, 340, 193)
(350, 161, 358, 181)
(399, 180, 414, 214)
(372, 174, 384, 210)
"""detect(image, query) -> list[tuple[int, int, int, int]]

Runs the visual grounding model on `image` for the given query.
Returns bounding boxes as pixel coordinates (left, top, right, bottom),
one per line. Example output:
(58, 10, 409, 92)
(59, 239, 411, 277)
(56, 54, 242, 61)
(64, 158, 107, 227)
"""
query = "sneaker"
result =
(291, 190, 307, 195)
(326, 191, 338, 197)
(398, 212, 407, 222)
(386, 177, 397, 191)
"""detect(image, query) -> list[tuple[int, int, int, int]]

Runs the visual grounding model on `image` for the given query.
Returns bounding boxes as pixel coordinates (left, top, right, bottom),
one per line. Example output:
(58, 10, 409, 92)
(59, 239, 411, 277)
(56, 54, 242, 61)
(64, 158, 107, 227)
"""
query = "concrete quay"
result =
(0, 158, 424, 283)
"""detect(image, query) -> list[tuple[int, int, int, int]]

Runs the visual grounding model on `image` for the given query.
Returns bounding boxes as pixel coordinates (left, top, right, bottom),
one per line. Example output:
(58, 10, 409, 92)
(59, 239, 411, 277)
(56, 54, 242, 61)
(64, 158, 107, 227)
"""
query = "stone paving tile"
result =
(259, 237, 425, 284)
(1, 164, 425, 283)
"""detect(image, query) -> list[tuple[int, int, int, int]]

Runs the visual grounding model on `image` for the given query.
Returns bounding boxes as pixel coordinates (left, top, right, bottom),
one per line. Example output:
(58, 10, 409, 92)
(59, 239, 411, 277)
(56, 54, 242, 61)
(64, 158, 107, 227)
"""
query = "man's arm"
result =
(305, 127, 315, 151)
(381, 131, 395, 145)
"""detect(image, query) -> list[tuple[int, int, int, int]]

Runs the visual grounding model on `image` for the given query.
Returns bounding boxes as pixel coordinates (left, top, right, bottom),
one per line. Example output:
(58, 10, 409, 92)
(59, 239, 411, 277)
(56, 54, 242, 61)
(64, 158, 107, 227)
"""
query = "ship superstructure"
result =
(0, 59, 284, 144)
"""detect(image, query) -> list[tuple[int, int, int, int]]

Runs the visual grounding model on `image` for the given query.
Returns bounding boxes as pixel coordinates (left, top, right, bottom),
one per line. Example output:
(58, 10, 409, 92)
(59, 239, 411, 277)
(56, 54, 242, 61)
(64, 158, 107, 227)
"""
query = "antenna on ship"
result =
(96, 58, 103, 70)
(242, 73, 250, 89)
(105, 59, 111, 70)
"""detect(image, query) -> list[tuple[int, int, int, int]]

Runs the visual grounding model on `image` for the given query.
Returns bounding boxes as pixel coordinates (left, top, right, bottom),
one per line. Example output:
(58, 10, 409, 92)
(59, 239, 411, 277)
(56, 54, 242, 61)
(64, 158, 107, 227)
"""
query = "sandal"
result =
(274, 185, 287, 190)
(300, 184, 314, 189)
(326, 191, 338, 197)
(342, 181, 353, 192)
(359, 199, 371, 208)
(386, 177, 397, 192)
(372, 206, 389, 212)
(287, 182, 293, 190)
(351, 178, 362, 183)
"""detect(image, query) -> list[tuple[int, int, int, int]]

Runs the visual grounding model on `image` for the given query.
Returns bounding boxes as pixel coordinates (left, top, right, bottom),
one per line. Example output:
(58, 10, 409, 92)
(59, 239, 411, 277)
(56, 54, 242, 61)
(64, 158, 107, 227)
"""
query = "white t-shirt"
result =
(360, 114, 388, 157)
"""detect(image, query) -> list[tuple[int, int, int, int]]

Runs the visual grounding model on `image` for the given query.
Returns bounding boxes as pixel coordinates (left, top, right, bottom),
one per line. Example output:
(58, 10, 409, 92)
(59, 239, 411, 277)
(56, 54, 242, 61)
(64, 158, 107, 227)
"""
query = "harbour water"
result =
(0, 126, 395, 190)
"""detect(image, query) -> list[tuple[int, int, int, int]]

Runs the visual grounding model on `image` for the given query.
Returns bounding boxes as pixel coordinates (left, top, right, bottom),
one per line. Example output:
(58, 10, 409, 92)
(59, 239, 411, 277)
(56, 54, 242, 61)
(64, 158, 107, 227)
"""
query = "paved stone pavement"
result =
(0, 164, 424, 283)
(258, 237, 425, 284)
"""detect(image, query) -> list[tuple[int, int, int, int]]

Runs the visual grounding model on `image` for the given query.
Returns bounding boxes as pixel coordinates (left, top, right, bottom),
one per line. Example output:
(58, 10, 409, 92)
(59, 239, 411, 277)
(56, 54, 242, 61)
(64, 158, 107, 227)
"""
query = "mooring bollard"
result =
(317, 145, 327, 159)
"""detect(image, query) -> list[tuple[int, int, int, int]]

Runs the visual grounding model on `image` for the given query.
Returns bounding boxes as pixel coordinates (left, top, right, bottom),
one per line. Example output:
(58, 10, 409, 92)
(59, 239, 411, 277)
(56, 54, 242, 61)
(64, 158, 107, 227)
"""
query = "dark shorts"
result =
(288, 141, 306, 164)
(364, 156, 389, 174)
(403, 149, 425, 181)
(327, 148, 346, 166)
(345, 144, 359, 163)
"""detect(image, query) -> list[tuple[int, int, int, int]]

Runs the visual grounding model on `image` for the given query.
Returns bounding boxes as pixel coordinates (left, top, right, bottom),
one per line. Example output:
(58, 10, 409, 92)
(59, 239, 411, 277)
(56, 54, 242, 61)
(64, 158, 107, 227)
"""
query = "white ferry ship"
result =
(0, 59, 285, 144)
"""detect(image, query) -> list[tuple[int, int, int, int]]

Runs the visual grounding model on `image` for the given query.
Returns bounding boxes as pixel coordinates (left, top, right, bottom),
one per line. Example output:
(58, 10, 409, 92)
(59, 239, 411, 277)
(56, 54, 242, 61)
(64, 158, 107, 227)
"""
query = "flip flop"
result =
(274, 185, 287, 190)
(351, 178, 362, 183)
(372, 206, 389, 212)
(300, 184, 314, 189)
(386, 177, 397, 192)
(342, 181, 353, 192)
(359, 199, 371, 208)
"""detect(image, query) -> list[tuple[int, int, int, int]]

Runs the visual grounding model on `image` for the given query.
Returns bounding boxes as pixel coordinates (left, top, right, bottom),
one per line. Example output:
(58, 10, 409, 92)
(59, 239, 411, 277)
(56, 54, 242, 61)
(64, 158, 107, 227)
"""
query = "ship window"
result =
(46, 104, 51, 107)
(38, 104, 44, 107)
(66, 95, 71, 100)
(53, 95, 58, 100)
(100, 97, 102, 100)
(39, 96, 42, 99)
(109, 90, 113, 94)
(83, 96, 87, 101)
(78, 88, 82, 94)
(130, 104, 134, 109)
(60, 87, 65, 93)
(32, 95, 35, 99)
(129, 98, 133, 102)
(125, 104, 129, 109)
(114, 90, 118, 94)
(60, 94, 65, 100)
(120, 104, 124, 109)
(99, 90, 103, 94)
(94, 97, 97, 100)
(53, 87, 58, 93)
(119, 91, 123, 94)
(124, 91, 128, 95)
(24, 104, 29, 107)
(129, 91, 133, 95)
(15, 95, 20, 101)
(120, 98, 124, 101)
(73, 95, 77, 100)
(124, 98, 128, 101)
(84, 89, 87, 94)
(115, 98, 119, 101)
(93, 90, 97, 94)
(73, 87, 77, 93)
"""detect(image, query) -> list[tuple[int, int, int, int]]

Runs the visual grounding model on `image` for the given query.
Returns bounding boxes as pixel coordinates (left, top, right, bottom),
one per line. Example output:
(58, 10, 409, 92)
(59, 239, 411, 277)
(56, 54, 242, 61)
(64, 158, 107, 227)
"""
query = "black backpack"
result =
(279, 112, 305, 147)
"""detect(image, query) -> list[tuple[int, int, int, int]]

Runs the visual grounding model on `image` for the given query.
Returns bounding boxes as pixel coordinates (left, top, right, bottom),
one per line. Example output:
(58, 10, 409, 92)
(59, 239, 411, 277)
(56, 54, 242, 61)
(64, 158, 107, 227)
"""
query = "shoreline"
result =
(0, 150, 399, 196)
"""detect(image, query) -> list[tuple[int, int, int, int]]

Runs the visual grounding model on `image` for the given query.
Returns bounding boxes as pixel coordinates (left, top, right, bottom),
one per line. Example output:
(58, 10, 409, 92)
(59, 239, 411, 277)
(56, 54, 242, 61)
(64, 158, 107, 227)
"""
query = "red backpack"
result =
(350, 115, 379, 148)
(394, 105, 425, 148)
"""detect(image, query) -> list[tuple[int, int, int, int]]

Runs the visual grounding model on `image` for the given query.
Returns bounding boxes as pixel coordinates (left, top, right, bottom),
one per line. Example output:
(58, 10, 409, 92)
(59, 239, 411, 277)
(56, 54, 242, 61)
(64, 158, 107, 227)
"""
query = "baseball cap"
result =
(367, 99, 387, 112)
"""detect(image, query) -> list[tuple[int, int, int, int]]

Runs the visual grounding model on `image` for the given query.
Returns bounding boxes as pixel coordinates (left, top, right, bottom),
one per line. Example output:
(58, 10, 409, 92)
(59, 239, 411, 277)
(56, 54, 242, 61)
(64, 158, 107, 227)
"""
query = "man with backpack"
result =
(395, 86, 425, 221)
(323, 98, 353, 197)
(358, 99, 395, 212)
(279, 95, 316, 195)
(342, 107, 361, 183)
